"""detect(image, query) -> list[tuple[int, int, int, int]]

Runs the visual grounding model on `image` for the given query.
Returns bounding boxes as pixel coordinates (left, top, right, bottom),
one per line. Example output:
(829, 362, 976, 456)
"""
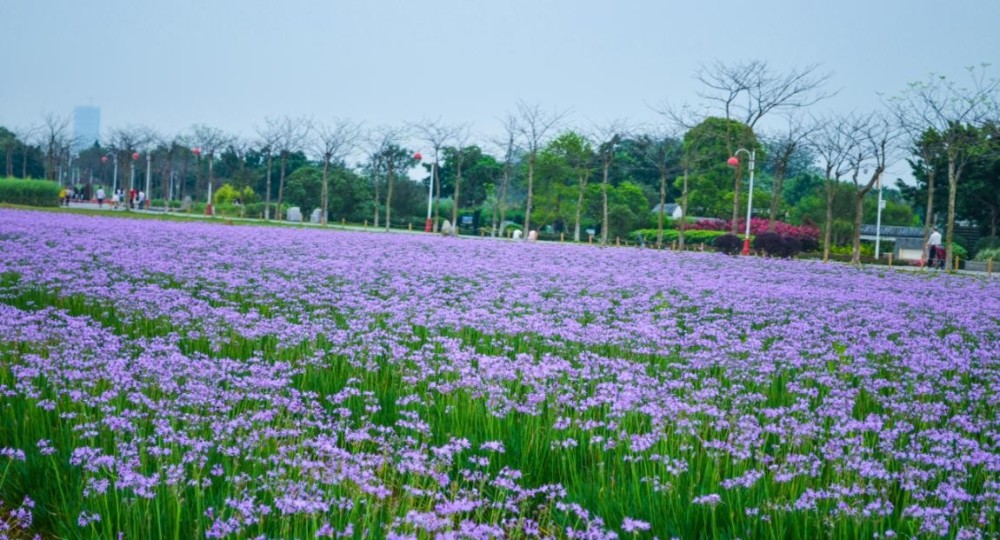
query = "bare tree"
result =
(255, 119, 283, 220)
(591, 119, 630, 246)
(516, 101, 567, 237)
(413, 119, 462, 232)
(368, 126, 409, 231)
(808, 115, 855, 261)
(697, 60, 834, 233)
(185, 125, 232, 213)
(487, 114, 520, 237)
(41, 114, 73, 181)
(841, 114, 898, 264)
(272, 116, 312, 220)
(448, 125, 473, 231)
(313, 119, 362, 225)
(891, 65, 1000, 270)
(12, 125, 38, 178)
(697, 60, 835, 128)
(107, 125, 155, 203)
(1, 129, 15, 177)
(656, 106, 708, 250)
(638, 128, 682, 248)
(763, 116, 816, 231)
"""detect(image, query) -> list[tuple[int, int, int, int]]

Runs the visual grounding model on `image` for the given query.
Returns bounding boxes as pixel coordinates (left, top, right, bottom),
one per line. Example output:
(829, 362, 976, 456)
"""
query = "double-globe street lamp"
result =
(727, 148, 756, 256)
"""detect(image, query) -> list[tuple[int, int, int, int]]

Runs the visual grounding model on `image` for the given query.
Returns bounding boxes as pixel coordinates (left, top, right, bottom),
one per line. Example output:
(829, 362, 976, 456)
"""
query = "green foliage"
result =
(950, 242, 969, 260)
(974, 247, 1000, 261)
(212, 183, 256, 205)
(682, 117, 761, 219)
(0, 177, 60, 207)
(631, 228, 728, 245)
(284, 166, 323, 211)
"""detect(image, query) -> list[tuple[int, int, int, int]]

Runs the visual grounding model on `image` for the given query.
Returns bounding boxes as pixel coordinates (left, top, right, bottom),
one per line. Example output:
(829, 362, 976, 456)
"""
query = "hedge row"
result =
(631, 228, 730, 245)
(0, 178, 61, 207)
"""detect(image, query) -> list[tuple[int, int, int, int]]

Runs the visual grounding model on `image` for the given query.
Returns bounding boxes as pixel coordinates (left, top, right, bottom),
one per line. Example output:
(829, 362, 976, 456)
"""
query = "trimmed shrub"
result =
(0, 178, 60, 207)
(974, 247, 1000, 262)
(753, 232, 804, 258)
(713, 233, 743, 255)
(630, 228, 728, 246)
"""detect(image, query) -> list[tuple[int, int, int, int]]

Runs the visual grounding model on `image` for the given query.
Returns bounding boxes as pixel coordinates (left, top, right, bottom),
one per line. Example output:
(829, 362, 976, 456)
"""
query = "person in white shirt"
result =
(96, 188, 106, 208)
(927, 226, 943, 268)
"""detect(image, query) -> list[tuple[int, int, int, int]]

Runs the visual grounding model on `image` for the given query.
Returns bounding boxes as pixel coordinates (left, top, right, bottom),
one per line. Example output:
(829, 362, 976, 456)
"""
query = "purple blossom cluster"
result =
(0, 208, 999, 538)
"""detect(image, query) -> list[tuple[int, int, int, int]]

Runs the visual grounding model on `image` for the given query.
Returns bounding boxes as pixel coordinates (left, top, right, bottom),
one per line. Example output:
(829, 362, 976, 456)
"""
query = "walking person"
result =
(926, 226, 943, 269)
(96, 187, 106, 208)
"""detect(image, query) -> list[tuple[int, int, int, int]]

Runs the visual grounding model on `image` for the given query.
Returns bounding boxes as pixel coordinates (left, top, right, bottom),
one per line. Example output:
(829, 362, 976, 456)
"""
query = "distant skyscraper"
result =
(73, 106, 100, 152)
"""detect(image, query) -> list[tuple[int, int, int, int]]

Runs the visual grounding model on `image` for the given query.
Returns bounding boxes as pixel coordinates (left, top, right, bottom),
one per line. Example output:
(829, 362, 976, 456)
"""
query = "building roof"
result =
(651, 203, 680, 214)
(859, 225, 924, 239)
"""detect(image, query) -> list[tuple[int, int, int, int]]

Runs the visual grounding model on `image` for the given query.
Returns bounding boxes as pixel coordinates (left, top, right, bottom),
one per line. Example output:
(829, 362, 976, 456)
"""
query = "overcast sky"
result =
(2, 0, 998, 177)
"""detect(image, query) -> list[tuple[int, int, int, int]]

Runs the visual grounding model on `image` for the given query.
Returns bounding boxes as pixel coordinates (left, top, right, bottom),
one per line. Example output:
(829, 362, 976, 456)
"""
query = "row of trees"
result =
(2, 63, 997, 267)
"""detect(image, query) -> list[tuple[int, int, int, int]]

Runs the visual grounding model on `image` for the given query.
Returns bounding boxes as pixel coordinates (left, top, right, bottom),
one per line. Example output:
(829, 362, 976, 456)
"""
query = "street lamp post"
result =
(129, 152, 139, 210)
(145, 152, 152, 209)
(728, 148, 756, 256)
(875, 172, 885, 259)
(101, 153, 118, 194)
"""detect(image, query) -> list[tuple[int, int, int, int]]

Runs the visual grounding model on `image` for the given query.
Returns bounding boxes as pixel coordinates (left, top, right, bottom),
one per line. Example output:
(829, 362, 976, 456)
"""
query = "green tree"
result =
(682, 117, 761, 220)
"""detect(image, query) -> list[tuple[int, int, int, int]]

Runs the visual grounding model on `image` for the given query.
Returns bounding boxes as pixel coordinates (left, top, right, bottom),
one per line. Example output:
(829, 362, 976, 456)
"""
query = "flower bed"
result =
(0, 209, 998, 538)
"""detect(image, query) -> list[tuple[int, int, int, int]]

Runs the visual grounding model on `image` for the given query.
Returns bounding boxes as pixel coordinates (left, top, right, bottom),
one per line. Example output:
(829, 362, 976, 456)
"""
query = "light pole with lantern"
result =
(101, 152, 118, 194)
(129, 152, 139, 209)
(727, 148, 756, 256)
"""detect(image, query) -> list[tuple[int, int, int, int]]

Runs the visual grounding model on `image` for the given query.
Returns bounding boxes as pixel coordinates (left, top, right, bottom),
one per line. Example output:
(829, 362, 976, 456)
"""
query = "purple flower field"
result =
(0, 208, 999, 539)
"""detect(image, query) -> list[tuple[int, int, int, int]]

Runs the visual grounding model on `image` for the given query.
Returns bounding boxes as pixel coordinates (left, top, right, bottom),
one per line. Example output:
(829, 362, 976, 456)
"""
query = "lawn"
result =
(0, 208, 998, 539)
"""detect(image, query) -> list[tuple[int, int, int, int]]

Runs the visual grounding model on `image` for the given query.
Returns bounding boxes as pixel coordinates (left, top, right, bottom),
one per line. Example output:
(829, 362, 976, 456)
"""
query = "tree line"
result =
(1, 61, 997, 268)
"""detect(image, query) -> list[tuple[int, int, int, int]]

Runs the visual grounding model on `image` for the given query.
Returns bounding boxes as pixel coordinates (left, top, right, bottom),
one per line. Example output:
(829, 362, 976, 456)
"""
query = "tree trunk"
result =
(851, 192, 864, 265)
(384, 163, 394, 232)
(731, 168, 742, 234)
(321, 156, 330, 225)
(768, 166, 785, 232)
(678, 169, 689, 250)
(823, 179, 836, 262)
(452, 160, 462, 230)
(264, 153, 273, 220)
(945, 156, 957, 271)
(21, 145, 28, 178)
(373, 171, 380, 228)
(524, 155, 535, 238)
(276, 153, 287, 221)
(600, 159, 610, 246)
(498, 166, 509, 234)
(657, 168, 667, 248)
(574, 174, 585, 242)
(922, 165, 936, 244)
(4, 143, 12, 177)
(433, 160, 441, 232)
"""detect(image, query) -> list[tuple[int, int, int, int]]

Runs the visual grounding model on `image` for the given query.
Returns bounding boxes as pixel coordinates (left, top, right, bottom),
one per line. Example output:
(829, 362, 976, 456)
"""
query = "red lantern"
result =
(132, 152, 140, 160)
(727, 156, 740, 167)
(192, 147, 201, 157)
(413, 152, 422, 161)
(101, 156, 108, 163)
